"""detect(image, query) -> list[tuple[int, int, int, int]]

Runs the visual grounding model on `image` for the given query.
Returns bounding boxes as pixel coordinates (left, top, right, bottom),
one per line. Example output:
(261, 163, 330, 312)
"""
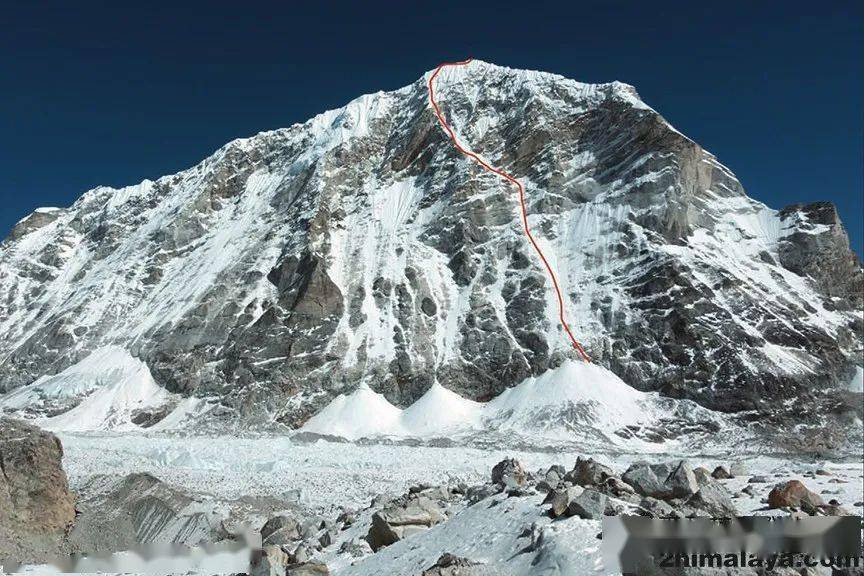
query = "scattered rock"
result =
(336, 508, 356, 529)
(820, 504, 852, 516)
(747, 475, 769, 483)
(318, 529, 334, 548)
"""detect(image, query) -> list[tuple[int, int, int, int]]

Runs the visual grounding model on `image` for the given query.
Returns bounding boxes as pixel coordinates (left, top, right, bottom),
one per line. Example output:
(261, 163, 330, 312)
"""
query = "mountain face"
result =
(1, 61, 861, 432)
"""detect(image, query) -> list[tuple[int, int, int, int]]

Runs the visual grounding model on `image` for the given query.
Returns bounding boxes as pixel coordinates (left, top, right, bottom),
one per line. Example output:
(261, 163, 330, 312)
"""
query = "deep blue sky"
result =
(2, 1, 861, 256)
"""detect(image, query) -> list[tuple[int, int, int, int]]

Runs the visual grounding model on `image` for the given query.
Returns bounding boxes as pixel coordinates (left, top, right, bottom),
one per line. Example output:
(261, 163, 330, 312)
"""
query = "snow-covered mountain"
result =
(1, 60, 861, 439)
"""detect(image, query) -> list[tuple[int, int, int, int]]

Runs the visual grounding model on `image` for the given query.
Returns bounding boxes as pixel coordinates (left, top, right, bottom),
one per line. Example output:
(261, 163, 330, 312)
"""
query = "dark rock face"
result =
(777, 202, 864, 309)
(0, 418, 75, 564)
(0, 61, 860, 431)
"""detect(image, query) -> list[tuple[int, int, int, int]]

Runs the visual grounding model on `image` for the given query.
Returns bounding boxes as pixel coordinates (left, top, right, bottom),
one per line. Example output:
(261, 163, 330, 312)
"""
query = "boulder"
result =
(622, 462, 665, 497)
(298, 517, 323, 541)
(711, 465, 733, 479)
(465, 484, 497, 505)
(261, 516, 302, 546)
(291, 544, 310, 564)
(621, 460, 698, 499)
(250, 545, 290, 576)
(767, 480, 825, 509)
(543, 465, 566, 484)
(491, 458, 527, 490)
(601, 476, 636, 499)
(537, 465, 566, 492)
(366, 496, 444, 551)
(565, 489, 607, 520)
(338, 537, 372, 558)
(0, 418, 76, 563)
(638, 497, 677, 518)
(665, 461, 699, 498)
(693, 467, 713, 486)
(567, 457, 614, 487)
(685, 483, 737, 518)
(285, 561, 329, 575)
(421, 553, 481, 575)
(546, 486, 581, 518)
(0, 419, 75, 531)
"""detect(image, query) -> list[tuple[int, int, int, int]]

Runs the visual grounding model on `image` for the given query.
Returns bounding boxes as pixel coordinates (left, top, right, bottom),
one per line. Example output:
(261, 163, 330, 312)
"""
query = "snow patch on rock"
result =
(849, 367, 864, 393)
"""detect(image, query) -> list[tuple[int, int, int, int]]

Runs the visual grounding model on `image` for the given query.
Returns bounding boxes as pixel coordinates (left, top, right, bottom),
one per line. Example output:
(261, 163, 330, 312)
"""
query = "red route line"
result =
(428, 58, 591, 363)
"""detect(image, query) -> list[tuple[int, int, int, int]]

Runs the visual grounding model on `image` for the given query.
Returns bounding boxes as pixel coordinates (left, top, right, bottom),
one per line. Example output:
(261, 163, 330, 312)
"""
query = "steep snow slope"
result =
(0, 346, 175, 431)
(302, 383, 404, 439)
(0, 60, 860, 437)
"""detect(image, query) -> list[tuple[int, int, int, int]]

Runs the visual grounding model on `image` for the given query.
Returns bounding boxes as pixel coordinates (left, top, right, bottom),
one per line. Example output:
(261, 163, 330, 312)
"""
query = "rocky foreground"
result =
(248, 457, 862, 576)
(3, 419, 862, 575)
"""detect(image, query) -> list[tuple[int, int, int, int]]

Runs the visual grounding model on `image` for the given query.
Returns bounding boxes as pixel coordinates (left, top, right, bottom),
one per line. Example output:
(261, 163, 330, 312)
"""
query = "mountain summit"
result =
(1, 61, 861, 439)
